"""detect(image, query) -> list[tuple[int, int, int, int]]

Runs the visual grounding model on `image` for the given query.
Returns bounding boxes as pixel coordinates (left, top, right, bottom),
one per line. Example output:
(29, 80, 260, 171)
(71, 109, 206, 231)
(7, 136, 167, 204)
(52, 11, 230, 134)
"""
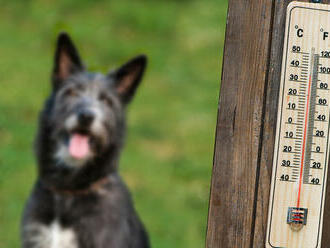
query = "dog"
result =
(21, 33, 150, 248)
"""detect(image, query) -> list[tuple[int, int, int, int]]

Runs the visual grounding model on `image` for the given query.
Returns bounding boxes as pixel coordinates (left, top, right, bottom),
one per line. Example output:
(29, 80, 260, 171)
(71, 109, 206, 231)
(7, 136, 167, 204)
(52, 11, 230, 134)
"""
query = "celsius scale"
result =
(266, 2, 330, 248)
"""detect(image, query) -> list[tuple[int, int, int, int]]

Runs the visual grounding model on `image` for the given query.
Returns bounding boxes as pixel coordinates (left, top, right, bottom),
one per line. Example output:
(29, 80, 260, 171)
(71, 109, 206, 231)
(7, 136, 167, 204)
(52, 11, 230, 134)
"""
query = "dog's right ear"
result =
(52, 32, 84, 89)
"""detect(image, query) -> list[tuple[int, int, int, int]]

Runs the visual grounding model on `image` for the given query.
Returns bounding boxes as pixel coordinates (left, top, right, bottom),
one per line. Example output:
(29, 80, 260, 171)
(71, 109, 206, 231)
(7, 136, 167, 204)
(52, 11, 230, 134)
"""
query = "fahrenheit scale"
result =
(266, 2, 330, 248)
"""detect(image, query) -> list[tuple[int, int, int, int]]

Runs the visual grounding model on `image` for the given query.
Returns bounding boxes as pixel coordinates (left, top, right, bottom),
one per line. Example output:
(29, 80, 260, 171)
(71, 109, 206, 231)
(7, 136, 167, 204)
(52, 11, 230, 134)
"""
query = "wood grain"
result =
(265, 3, 330, 247)
(205, 0, 274, 247)
(254, 1, 330, 248)
(252, 1, 300, 247)
(207, 0, 330, 247)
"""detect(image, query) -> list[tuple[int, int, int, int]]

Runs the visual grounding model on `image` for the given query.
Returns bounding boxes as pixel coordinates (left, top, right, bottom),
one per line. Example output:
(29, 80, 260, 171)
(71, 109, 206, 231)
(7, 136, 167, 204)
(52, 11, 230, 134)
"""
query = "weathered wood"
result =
(205, 0, 274, 247)
(252, 1, 298, 247)
(207, 0, 330, 247)
(253, 1, 309, 247)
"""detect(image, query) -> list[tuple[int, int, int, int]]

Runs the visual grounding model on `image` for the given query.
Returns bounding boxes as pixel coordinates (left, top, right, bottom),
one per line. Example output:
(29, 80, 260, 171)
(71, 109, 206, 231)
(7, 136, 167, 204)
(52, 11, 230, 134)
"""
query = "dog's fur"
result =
(21, 33, 150, 248)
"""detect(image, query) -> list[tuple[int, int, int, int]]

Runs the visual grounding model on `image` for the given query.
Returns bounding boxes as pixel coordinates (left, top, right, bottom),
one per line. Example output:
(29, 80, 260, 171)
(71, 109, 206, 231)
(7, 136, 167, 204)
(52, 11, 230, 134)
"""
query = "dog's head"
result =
(39, 33, 147, 170)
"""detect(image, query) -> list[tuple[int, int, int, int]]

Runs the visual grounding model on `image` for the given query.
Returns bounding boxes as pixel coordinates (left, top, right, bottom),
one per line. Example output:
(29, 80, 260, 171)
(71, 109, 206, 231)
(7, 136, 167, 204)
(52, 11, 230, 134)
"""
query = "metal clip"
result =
(287, 207, 308, 231)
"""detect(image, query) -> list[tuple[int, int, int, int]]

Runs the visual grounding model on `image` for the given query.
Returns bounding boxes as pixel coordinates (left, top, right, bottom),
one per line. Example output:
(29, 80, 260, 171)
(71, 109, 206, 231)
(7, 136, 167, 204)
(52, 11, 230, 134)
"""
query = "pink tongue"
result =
(69, 134, 90, 159)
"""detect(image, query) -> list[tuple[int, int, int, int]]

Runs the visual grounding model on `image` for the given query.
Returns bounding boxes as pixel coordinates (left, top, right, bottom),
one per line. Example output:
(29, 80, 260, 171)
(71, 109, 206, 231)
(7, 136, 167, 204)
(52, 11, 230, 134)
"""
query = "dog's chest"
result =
(27, 220, 78, 248)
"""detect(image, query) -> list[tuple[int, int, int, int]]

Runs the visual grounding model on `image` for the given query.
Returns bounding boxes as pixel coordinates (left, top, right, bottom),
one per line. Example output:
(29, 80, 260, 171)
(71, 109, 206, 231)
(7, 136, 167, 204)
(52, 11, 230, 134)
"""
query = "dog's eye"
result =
(99, 93, 113, 106)
(63, 88, 77, 97)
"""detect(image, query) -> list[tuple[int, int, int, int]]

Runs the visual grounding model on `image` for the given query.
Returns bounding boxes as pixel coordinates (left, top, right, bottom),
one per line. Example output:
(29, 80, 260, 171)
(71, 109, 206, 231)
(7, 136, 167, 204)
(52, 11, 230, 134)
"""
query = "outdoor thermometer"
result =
(266, 2, 330, 248)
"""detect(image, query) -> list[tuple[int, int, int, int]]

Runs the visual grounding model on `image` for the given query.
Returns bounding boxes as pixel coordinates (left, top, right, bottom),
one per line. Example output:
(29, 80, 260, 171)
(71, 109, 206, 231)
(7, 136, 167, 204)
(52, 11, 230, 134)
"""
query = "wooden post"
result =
(206, 0, 330, 247)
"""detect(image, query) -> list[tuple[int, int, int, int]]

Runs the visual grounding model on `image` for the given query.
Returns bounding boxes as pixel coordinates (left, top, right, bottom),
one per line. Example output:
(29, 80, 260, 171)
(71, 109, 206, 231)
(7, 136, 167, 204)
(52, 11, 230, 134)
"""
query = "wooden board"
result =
(206, 0, 275, 247)
(266, 2, 330, 248)
(206, 1, 330, 248)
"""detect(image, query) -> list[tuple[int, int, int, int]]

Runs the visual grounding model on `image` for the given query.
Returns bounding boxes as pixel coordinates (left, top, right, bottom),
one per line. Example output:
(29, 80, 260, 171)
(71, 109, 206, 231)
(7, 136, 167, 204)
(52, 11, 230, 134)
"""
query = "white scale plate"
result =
(266, 2, 330, 248)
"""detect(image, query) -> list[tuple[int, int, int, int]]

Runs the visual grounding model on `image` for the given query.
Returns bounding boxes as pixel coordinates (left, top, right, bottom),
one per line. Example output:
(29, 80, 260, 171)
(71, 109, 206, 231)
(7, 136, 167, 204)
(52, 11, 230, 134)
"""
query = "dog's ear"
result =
(53, 32, 84, 89)
(110, 55, 147, 104)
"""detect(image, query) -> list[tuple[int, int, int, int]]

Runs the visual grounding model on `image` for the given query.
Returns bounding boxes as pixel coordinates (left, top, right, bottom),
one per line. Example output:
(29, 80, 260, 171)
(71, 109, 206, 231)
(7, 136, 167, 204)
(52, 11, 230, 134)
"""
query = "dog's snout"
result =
(77, 109, 94, 126)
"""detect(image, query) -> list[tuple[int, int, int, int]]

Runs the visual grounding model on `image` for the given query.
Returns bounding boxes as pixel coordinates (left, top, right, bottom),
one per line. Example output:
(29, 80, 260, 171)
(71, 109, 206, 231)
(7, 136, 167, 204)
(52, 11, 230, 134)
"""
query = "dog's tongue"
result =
(69, 134, 90, 159)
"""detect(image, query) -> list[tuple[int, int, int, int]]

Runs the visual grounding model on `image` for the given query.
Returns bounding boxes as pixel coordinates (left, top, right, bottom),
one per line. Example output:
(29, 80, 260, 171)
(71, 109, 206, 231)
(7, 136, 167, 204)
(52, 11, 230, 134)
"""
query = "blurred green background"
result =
(0, 0, 228, 247)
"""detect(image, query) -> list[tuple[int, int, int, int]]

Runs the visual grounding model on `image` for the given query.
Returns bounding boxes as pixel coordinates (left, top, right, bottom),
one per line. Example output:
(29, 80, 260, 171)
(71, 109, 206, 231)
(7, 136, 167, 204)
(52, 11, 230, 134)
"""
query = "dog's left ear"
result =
(110, 55, 147, 104)
(53, 32, 84, 89)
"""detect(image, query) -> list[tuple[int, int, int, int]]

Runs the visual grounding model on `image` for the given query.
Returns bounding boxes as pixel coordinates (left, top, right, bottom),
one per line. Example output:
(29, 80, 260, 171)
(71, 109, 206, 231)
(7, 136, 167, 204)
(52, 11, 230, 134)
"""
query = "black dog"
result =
(21, 33, 150, 248)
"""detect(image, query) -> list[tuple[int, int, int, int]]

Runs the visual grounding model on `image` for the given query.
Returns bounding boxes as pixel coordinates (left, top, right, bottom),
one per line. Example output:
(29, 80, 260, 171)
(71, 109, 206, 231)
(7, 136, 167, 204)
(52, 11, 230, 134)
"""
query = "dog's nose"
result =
(77, 109, 94, 126)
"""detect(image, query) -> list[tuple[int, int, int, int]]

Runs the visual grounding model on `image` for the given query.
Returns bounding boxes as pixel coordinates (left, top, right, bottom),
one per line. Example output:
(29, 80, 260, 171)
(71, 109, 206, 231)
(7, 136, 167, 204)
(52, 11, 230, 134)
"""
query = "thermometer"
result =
(266, 2, 330, 248)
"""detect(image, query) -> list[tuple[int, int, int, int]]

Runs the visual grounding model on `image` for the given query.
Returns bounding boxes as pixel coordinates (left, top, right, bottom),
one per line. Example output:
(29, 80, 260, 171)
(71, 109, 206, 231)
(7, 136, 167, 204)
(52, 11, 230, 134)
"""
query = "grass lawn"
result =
(0, 0, 228, 247)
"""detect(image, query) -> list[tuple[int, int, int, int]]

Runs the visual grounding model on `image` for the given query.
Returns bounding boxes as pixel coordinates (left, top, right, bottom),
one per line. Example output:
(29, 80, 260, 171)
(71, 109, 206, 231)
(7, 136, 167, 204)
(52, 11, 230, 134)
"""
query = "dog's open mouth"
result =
(69, 133, 91, 159)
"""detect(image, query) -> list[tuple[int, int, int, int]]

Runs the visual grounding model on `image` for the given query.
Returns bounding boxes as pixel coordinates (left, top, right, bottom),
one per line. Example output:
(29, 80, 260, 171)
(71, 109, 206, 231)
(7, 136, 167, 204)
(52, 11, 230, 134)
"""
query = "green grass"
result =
(0, 0, 228, 247)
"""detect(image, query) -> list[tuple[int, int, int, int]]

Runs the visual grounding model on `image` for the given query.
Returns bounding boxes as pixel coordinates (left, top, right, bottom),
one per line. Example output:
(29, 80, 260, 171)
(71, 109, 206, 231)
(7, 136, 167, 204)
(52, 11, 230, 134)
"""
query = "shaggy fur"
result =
(21, 33, 150, 248)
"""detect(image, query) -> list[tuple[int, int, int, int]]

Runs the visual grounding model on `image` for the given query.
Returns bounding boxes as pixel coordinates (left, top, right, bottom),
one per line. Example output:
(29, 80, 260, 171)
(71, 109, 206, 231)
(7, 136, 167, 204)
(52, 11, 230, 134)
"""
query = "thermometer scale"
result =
(266, 2, 330, 248)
